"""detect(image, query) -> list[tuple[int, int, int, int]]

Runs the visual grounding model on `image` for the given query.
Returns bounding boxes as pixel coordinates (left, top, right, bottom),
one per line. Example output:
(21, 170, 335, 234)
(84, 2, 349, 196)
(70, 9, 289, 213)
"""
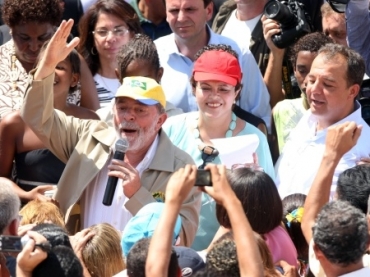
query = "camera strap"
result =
(282, 58, 294, 98)
(198, 144, 219, 169)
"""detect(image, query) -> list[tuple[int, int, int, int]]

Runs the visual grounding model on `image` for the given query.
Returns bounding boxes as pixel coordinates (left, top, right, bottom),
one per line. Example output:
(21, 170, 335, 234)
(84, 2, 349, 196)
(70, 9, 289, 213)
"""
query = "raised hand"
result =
(324, 121, 362, 159)
(35, 19, 80, 80)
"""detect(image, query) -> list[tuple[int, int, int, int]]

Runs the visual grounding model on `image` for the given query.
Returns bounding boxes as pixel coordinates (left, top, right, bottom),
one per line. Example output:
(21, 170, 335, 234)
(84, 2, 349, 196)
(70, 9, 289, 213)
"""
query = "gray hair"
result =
(318, 43, 365, 87)
(0, 178, 20, 234)
(313, 200, 368, 266)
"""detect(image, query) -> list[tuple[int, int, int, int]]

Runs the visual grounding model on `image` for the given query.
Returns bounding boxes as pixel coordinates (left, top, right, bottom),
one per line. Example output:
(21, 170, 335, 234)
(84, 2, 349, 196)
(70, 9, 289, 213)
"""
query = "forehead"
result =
(309, 53, 347, 77)
(322, 14, 345, 28)
(166, 0, 203, 8)
(95, 12, 128, 27)
(12, 22, 54, 36)
(296, 51, 317, 65)
(115, 97, 154, 107)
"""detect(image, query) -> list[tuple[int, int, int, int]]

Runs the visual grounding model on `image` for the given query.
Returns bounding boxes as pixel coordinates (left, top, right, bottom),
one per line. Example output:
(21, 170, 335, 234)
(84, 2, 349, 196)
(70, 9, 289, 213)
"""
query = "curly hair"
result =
(312, 200, 369, 267)
(77, 0, 142, 76)
(2, 0, 62, 28)
(289, 32, 333, 67)
(117, 34, 160, 81)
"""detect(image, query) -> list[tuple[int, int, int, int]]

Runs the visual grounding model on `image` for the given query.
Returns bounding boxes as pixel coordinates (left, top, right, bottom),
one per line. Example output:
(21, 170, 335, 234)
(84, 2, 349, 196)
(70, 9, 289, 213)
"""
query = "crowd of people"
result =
(0, 0, 370, 276)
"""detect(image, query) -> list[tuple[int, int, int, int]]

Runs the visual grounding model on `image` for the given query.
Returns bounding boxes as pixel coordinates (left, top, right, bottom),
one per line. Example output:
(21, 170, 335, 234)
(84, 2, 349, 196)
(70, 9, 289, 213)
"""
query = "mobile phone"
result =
(194, 169, 212, 186)
(0, 235, 29, 252)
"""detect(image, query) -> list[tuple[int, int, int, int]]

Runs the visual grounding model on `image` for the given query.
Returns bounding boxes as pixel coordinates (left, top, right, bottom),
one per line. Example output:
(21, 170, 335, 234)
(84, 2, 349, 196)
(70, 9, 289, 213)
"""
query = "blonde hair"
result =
(321, 2, 345, 21)
(19, 199, 64, 227)
(82, 223, 126, 277)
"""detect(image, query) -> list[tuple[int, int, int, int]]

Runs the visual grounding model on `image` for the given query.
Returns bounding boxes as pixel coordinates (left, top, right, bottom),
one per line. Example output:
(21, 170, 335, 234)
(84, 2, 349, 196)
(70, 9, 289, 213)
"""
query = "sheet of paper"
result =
(210, 134, 260, 169)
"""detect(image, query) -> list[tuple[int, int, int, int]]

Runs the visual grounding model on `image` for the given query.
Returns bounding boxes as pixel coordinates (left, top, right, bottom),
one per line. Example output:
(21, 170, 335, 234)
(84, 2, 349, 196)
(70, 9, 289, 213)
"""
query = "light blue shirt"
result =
(346, 0, 370, 76)
(162, 112, 274, 250)
(155, 27, 272, 130)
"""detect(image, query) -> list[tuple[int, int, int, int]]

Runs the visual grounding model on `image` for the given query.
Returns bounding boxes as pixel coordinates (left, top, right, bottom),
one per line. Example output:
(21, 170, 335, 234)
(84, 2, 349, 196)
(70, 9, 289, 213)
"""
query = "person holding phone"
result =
(162, 44, 274, 250)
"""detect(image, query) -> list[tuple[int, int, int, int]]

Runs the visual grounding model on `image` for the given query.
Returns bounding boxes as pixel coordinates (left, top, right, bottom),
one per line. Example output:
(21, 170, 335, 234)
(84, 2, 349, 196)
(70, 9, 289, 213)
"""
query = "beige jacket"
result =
(20, 72, 201, 246)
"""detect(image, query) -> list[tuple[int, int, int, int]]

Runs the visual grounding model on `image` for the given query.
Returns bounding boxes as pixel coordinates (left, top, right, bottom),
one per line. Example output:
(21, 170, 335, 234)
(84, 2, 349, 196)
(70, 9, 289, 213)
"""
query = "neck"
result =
(325, 262, 364, 277)
(99, 58, 118, 78)
(125, 145, 151, 167)
(316, 103, 355, 131)
(198, 112, 233, 142)
(236, 1, 266, 21)
(175, 28, 209, 61)
(138, 0, 165, 26)
(19, 59, 34, 73)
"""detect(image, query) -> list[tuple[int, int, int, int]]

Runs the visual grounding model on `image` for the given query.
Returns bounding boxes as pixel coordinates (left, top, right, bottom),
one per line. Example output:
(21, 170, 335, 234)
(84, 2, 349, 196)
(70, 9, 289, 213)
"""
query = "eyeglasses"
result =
(92, 27, 130, 38)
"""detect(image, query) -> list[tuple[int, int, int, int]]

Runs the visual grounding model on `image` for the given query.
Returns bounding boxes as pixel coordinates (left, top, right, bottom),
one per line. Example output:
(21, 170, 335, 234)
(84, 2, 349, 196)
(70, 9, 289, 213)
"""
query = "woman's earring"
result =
(91, 47, 97, 55)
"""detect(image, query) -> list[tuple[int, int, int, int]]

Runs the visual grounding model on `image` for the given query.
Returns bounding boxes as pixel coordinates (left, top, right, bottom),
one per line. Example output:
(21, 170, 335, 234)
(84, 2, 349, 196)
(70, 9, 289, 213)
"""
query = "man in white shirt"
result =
(21, 21, 201, 246)
(275, 43, 370, 198)
(155, 0, 271, 128)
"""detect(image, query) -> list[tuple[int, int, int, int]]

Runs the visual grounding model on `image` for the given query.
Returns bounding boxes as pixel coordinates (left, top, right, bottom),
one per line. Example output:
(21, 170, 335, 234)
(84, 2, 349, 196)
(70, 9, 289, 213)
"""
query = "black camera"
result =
(264, 0, 312, 49)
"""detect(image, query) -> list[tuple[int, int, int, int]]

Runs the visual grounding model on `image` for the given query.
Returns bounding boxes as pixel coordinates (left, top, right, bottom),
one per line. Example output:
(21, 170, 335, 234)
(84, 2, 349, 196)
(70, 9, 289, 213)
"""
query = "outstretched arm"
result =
(301, 122, 362, 242)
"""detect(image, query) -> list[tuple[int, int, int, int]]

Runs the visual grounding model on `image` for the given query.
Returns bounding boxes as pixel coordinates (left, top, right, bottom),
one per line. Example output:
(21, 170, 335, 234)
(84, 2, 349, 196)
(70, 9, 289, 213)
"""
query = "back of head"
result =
(82, 223, 125, 277)
(32, 223, 71, 248)
(206, 232, 239, 277)
(0, 178, 20, 234)
(126, 237, 179, 277)
(117, 34, 160, 81)
(19, 199, 65, 228)
(282, 194, 308, 261)
(33, 245, 83, 277)
(216, 168, 282, 234)
(318, 44, 365, 87)
(312, 200, 369, 267)
(289, 32, 333, 67)
(337, 165, 370, 214)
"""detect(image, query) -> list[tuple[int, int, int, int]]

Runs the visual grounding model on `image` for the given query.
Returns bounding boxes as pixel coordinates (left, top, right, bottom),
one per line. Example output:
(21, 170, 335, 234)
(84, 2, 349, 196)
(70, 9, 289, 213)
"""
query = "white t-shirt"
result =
(94, 73, 121, 108)
(221, 10, 261, 53)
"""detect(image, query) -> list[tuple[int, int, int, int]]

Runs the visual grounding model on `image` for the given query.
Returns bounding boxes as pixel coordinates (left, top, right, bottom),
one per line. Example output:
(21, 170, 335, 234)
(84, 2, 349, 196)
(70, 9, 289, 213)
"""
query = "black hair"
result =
(117, 34, 160, 82)
(282, 194, 308, 262)
(216, 168, 283, 234)
(126, 237, 179, 277)
(32, 223, 71, 248)
(33, 245, 83, 277)
(337, 165, 370, 214)
(312, 200, 369, 266)
(289, 32, 333, 67)
(162, 0, 213, 8)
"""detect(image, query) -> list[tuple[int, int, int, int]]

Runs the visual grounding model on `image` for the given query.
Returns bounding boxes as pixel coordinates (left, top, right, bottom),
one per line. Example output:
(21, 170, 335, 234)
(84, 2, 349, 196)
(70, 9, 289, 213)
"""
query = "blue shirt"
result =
(162, 112, 274, 250)
(155, 27, 272, 129)
(346, 0, 370, 76)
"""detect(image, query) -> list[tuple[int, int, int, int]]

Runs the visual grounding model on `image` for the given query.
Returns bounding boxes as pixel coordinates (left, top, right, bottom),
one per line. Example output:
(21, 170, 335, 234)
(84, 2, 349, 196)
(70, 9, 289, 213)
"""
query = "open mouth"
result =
(311, 99, 325, 105)
(207, 103, 222, 108)
(122, 128, 137, 134)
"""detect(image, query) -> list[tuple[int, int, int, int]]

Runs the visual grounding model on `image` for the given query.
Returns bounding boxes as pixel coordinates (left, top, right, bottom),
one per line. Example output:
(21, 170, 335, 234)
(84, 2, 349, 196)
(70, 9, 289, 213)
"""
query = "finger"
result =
(66, 37, 80, 51)
(27, 231, 47, 244)
(352, 125, 362, 143)
(18, 224, 37, 236)
(189, 165, 197, 181)
(36, 185, 56, 193)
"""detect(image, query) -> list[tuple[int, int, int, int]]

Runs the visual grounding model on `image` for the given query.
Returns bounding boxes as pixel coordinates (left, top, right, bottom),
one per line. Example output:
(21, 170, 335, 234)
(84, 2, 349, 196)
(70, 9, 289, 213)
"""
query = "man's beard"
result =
(115, 120, 158, 152)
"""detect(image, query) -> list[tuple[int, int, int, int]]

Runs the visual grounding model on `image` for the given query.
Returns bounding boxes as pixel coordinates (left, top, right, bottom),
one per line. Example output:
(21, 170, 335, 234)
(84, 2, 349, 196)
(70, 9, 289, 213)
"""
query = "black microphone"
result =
(103, 138, 129, 206)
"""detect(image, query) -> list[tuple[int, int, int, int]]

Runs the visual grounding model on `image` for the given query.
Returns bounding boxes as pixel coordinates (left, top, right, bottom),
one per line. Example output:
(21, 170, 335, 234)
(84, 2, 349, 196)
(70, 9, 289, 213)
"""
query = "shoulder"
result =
(154, 34, 173, 48)
(1, 111, 25, 129)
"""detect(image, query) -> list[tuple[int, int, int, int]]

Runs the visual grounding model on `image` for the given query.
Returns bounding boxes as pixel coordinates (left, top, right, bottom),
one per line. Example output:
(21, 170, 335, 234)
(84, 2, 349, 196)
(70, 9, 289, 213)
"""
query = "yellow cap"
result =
(115, 77, 166, 108)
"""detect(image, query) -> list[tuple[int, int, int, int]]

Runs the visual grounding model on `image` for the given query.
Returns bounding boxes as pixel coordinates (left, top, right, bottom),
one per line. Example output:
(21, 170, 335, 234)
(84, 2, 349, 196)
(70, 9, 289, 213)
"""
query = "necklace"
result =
(194, 112, 237, 140)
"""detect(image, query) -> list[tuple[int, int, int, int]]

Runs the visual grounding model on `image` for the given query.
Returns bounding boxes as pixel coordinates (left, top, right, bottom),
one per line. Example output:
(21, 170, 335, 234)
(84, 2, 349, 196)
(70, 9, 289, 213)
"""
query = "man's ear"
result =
(349, 84, 360, 99)
(157, 67, 164, 83)
(205, 1, 214, 21)
(313, 243, 325, 261)
(8, 218, 19, 236)
(156, 112, 168, 130)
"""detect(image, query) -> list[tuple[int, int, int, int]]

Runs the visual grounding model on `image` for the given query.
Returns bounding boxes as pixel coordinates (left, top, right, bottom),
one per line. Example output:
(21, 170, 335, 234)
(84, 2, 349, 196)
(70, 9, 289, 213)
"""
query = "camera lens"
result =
(265, 1, 280, 17)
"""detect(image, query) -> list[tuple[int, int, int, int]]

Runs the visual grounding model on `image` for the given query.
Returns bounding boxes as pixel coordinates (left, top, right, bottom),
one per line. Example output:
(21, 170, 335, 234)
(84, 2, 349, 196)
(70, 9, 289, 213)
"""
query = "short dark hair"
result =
(77, 0, 142, 76)
(312, 200, 369, 266)
(126, 238, 179, 277)
(190, 44, 242, 93)
(289, 32, 333, 67)
(33, 245, 83, 277)
(2, 0, 62, 28)
(205, 232, 239, 277)
(163, 0, 213, 8)
(337, 165, 370, 214)
(282, 193, 308, 262)
(318, 43, 365, 87)
(117, 34, 160, 82)
(216, 168, 283, 234)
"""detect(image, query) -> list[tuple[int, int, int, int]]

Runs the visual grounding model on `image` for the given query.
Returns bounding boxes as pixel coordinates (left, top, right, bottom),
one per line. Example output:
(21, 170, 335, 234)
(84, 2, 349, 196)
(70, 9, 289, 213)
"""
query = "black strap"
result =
(198, 145, 219, 169)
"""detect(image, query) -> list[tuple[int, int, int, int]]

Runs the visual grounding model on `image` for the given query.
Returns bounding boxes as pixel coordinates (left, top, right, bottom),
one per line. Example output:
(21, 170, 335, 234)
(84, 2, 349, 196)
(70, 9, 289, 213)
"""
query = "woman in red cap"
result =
(162, 44, 274, 251)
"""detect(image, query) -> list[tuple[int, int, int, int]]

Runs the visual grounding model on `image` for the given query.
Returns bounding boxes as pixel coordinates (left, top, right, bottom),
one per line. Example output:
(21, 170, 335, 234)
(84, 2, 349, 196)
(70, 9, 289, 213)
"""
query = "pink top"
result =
(264, 225, 298, 266)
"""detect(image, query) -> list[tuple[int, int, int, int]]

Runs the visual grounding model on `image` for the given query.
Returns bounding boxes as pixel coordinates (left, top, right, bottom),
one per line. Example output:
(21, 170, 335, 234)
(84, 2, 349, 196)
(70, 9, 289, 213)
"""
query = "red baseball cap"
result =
(192, 50, 242, 86)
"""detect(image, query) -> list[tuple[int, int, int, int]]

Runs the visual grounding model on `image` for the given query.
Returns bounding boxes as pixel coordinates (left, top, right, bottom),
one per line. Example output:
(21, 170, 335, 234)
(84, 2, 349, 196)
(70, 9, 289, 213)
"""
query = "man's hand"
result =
(165, 164, 197, 205)
(202, 164, 236, 206)
(324, 121, 362, 159)
(35, 19, 80, 80)
(108, 160, 141, 198)
(16, 231, 48, 276)
(262, 15, 285, 56)
(275, 260, 299, 277)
